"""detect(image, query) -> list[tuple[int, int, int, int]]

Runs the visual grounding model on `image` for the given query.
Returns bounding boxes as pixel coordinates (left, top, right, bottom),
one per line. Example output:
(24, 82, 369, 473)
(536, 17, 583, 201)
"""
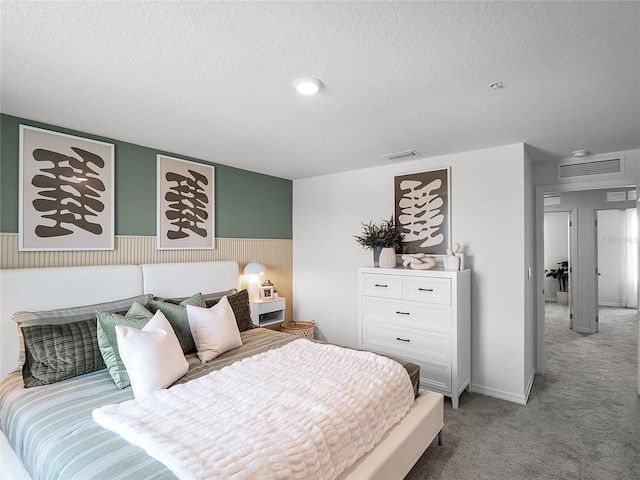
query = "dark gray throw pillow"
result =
(22, 319, 105, 387)
(218, 289, 254, 332)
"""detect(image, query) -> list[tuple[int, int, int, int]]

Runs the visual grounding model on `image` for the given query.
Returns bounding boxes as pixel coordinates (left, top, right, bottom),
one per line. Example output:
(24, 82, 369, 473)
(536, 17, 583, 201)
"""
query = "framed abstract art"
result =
(157, 155, 215, 250)
(394, 167, 451, 255)
(19, 125, 114, 251)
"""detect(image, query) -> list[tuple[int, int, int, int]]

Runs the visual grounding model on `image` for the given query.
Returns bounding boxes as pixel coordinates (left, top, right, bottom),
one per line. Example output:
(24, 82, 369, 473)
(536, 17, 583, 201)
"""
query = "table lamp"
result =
(243, 261, 267, 301)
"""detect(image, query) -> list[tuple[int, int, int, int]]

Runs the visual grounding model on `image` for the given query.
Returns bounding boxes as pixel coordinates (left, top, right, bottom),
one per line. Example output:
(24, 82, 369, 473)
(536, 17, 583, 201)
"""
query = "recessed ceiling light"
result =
(488, 81, 503, 89)
(571, 149, 590, 158)
(292, 77, 324, 95)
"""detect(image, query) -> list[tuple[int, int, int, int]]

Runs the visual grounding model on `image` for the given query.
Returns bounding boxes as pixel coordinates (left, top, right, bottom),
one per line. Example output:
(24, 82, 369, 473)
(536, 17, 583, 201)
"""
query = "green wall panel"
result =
(0, 114, 292, 239)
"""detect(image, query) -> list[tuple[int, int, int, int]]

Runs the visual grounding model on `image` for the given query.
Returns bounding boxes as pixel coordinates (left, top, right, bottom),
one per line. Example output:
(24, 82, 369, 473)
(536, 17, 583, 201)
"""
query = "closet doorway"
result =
(543, 210, 574, 328)
(596, 208, 638, 311)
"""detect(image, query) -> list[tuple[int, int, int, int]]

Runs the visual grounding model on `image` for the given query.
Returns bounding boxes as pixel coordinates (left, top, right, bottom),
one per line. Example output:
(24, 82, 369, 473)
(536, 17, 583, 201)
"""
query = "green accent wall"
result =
(0, 114, 292, 239)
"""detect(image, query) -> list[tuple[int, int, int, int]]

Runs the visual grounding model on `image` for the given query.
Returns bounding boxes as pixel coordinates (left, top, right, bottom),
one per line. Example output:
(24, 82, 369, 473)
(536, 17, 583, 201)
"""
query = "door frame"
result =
(535, 177, 639, 374)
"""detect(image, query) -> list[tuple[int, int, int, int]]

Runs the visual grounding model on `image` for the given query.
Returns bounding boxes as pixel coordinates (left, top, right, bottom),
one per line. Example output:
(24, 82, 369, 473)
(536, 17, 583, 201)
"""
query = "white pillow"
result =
(115, 310, 189, 399)
(187, 296, 243, 363)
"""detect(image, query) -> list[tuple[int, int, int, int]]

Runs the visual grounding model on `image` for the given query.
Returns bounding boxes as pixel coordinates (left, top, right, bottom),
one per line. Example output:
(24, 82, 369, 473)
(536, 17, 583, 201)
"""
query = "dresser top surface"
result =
(359, 267, 470, 278)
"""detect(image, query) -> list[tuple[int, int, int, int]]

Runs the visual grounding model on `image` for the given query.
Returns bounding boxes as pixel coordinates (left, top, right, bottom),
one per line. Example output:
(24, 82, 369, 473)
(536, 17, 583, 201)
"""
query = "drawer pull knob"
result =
(418, 288, 434, 292)
(396, 311, 410, 315)
(396, 337, 411, 342)
(374, 284, 388, 288)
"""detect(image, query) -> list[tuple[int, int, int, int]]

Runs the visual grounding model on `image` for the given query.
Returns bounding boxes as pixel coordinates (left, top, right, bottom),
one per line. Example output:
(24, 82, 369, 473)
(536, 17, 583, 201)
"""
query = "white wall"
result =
(293, 143, 532, 403)
(544, 212, 569, 301)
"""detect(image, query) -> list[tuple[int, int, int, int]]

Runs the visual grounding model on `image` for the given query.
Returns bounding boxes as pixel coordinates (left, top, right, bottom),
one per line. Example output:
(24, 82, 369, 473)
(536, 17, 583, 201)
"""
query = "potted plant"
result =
(354, 216, 404, 268)
(545, 261, 569, 305)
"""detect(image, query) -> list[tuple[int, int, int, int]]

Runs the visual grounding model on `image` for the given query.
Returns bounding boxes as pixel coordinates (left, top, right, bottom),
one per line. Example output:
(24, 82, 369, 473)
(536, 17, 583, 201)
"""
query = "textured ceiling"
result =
(1, 1, 639, 180)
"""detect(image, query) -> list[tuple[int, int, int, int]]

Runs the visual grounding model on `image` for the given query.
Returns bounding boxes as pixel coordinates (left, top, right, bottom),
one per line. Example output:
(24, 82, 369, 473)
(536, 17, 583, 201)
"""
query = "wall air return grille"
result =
(606, 190, 637, 202)
(606, 191, 628, 202)
(544, 195, 562, 206)
(558, 156, 624, 180)
(381, 150, 419, 161)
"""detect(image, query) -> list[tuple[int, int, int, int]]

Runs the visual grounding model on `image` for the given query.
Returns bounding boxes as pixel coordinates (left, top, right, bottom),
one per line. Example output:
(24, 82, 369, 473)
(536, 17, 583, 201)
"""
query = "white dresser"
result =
(358, 267, 471, 408)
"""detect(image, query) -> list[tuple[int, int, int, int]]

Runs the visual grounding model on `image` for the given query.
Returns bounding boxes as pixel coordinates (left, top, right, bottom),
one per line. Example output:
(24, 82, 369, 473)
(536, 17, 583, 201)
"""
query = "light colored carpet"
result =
(405, 304, 640, 480)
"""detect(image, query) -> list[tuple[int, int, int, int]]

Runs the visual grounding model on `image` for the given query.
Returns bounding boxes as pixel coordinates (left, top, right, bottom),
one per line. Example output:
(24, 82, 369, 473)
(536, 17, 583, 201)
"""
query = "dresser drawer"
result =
(365, 350, 452, 394)
(403, 277, 451, 305)
(363, 322, 451, 366)
(362, 297, 452, 334)
(361, 274, 402, 299)
(416, 360, 452, 393)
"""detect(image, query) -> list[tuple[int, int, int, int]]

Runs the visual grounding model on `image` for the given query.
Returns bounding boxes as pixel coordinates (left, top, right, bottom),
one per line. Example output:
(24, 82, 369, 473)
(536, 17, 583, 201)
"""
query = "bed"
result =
(0, 261, 443, 480)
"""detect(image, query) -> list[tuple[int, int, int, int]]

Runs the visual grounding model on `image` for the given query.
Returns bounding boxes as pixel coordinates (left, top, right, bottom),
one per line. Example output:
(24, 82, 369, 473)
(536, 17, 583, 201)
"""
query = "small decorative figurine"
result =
(444, 243, 464, 271)
(401, 253, 436, 270)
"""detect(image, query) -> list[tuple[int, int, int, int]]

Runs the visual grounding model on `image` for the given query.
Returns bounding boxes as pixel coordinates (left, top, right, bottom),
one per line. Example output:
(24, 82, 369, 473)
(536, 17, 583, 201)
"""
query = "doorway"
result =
(596, 208, 638, 310)
(535, 179, 639, 375)
(543, 211, 573, 328)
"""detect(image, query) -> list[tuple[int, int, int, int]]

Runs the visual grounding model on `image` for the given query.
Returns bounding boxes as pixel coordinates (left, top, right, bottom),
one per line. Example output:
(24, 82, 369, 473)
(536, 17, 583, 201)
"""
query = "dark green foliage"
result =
(354, 216, 404, 250)
(545, 261, 569, 292)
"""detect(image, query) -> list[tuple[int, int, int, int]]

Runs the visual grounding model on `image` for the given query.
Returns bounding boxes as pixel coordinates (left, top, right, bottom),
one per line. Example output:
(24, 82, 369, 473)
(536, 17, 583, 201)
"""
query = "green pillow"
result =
(97, 302, 153, 388)
(148, 293, 204, 354)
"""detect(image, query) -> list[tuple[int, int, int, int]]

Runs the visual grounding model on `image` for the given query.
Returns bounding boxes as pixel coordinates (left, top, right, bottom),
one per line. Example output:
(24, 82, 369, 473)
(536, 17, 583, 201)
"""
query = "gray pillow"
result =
(96, 302, 154, 389)
(13, 294, 153, 370)
(22, 319, 105, 387)
(148, 293, 205, 354)
(220, 289, 254, 332)
(154, 289, 236, 308)
(156, 289, 254, 332)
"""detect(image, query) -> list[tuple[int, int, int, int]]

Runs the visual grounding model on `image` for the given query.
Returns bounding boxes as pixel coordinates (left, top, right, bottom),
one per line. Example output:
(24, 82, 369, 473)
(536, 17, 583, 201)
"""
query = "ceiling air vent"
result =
(381, 150, 419, 161)
(558, 156, 624, 180)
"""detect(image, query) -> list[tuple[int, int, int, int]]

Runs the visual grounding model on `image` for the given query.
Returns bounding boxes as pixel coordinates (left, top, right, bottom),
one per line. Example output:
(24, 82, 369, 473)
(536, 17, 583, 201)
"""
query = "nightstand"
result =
(250, 297, 286, 328)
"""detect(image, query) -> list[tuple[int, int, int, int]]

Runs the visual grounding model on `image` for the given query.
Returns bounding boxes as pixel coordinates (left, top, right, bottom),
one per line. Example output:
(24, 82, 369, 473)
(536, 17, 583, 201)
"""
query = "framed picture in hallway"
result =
(157, 155, 215, 250)
(19, 125, 115, 251)
(394, 167, 451, 255)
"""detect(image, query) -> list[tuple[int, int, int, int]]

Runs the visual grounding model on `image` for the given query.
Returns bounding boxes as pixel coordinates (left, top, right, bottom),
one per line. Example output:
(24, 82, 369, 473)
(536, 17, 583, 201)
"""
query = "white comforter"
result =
(93, 339, 414, 480)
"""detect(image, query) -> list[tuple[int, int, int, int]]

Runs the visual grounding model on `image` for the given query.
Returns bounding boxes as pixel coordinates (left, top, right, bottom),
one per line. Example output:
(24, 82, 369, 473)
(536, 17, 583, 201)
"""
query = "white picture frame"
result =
(260, 285, 274, 300)
(19, 125, 115, 251)
(157, 155, 215, 250)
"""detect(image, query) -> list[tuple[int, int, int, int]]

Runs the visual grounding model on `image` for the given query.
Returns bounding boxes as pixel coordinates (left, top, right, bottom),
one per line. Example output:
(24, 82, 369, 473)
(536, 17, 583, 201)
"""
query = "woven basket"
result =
(281, 321, 315, 338)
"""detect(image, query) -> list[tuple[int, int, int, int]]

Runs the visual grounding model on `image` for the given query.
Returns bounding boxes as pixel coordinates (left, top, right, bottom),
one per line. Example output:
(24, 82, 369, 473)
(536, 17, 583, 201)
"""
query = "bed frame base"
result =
(0, 262, 444, 480)
(337, 389, 444, 480)
(1, 430, 31, 480)
(2, 391, 443, 480)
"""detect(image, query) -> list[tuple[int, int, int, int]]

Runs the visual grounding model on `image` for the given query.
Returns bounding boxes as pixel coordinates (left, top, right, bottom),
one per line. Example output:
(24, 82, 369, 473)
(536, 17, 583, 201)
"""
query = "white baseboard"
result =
(469, 383, 528, 405)
(598, 302, 623, 307)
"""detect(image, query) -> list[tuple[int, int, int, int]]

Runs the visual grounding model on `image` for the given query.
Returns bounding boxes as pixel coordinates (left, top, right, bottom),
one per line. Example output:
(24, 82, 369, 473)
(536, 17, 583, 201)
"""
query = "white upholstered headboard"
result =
(0, 261, 240, 377)
(141, 261, 240, 297)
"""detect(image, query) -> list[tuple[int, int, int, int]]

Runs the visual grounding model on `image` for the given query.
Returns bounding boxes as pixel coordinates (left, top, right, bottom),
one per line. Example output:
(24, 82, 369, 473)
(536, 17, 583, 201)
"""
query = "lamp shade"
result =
(243, 261, 267, 275)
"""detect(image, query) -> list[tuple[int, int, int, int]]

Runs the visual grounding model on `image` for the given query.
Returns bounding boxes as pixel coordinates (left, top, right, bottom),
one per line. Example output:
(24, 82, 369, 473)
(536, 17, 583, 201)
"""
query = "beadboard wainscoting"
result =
(0, 233, 293, 323)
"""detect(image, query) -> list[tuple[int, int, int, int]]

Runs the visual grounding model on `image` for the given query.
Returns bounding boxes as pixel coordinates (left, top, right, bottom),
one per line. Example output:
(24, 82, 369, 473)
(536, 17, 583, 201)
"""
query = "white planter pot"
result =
(379, 248, 397, 268)
(556, 291, 568, 305)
